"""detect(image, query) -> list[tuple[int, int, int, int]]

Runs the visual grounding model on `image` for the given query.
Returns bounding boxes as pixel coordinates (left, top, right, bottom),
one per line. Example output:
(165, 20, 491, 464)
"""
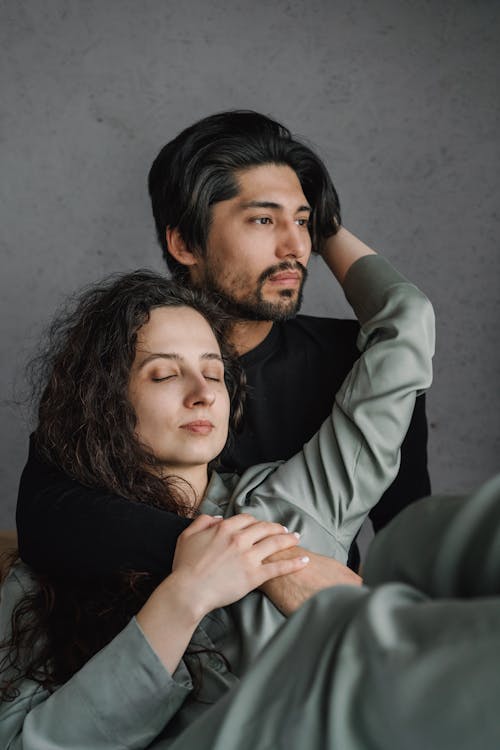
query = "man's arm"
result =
(16, 435, 190, 579)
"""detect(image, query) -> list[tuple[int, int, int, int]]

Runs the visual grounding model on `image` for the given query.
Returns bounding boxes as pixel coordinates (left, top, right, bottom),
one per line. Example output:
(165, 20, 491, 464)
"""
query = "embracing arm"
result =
(16, 435, 190, 578)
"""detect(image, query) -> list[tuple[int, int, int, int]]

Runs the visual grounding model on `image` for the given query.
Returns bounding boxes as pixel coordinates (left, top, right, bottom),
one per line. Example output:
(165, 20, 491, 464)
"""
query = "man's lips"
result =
(267, 271, 301, 285)
(180, 420, 214, 435)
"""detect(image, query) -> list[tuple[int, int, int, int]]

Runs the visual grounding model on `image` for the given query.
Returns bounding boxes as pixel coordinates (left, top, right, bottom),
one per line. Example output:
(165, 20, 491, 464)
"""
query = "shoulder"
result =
(283, 314, 359, 341)
(246, 315, 360, 364)
(276, 315, 361, 370)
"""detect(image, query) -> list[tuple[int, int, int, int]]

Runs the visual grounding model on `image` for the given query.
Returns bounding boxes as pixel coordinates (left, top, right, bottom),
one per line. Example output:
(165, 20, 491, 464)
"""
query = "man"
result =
(16, 110, 429, 582)
(148, 110, 430, 526)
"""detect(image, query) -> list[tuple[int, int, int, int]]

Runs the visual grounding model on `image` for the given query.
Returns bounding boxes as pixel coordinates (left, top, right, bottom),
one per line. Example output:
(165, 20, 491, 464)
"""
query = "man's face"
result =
(192, 164, 312, 321)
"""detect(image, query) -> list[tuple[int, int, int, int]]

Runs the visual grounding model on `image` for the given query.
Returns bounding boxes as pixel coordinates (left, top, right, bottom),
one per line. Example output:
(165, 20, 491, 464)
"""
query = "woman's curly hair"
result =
(31, 269, 245, 511)
(1, 270, 246, 699)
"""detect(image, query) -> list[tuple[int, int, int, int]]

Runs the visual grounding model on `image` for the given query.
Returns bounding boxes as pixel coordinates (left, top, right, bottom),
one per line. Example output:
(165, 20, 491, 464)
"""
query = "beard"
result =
(200, 261, 308, 322)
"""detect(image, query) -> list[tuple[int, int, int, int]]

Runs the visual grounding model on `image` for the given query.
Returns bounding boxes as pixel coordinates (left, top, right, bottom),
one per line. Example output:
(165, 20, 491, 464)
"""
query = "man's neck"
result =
(227, 319, 273, 356)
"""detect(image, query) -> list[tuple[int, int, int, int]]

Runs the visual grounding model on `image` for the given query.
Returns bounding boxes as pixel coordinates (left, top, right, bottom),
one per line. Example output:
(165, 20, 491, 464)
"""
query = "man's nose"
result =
(275, 221, 310, 260)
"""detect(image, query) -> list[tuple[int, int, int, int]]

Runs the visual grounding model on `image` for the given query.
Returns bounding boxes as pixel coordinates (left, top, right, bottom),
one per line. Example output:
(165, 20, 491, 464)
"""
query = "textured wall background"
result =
(1, 0, 499, 528)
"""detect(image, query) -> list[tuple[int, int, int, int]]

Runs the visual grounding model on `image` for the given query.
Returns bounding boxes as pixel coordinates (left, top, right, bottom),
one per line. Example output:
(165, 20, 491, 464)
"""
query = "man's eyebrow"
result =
(136, 352, 223, 369)
(239, 200, 312, 213)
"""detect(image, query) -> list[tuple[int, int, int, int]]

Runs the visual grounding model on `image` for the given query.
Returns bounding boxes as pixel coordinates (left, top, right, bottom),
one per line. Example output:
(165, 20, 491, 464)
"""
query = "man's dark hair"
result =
(148, 110, 341, 280)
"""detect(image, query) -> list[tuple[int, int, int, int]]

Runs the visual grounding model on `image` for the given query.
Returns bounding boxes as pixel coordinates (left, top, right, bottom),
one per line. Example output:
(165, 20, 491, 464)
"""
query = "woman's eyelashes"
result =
(151, 374, 176, 382)
(150, 371, 223, 383)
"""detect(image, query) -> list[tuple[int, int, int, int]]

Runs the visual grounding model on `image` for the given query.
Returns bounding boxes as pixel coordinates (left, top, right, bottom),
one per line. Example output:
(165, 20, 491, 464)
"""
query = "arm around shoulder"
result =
(16, 434, 190, 579)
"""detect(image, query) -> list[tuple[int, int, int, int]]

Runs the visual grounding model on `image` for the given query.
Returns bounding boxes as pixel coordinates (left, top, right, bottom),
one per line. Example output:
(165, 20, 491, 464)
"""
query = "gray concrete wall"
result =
(1, 0, 499, 527)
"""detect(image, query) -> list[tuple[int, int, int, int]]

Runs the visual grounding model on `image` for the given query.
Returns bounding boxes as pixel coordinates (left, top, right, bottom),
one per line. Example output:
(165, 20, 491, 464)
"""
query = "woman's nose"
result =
(184, 376, 216, 408)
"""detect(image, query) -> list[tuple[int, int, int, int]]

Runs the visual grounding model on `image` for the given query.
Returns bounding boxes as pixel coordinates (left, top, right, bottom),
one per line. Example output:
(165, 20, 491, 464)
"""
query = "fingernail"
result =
(282, 525, 288, 533)
(293, 531, 301, 539)
(301, 556, 310, 563)
(213, 515, 223, 519)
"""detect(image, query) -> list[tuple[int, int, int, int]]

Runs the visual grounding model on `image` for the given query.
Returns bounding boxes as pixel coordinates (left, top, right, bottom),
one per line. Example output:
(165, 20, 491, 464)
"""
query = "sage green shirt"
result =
(0, 256, 435, 749)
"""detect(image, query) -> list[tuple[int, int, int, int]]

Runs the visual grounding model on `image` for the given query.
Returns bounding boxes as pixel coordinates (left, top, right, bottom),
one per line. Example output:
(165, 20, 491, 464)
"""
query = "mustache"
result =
(258, 261, 308, 285)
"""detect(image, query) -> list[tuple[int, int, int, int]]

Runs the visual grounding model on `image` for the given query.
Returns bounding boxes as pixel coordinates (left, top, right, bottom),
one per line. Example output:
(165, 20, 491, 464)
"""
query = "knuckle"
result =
(214, 521, 229, 539)
(233, 533, 246, 551)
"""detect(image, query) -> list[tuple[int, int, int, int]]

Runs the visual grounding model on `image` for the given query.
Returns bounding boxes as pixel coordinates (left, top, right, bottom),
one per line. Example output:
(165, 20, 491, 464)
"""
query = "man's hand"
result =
(260, 546, 362, 616)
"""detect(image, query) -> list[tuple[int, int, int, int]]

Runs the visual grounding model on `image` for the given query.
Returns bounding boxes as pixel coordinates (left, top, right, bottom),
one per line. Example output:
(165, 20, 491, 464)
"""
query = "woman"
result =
(0, 243, 434, 748)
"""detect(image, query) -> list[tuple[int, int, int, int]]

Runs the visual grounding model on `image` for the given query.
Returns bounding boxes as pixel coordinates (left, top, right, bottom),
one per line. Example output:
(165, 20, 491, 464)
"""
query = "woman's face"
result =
(128, 305, 231, 475)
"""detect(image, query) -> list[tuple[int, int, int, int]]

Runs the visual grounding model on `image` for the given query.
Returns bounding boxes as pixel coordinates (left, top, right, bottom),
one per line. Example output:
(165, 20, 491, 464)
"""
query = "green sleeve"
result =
(229, 255, 435, 562)
(0, 565, 193, 750)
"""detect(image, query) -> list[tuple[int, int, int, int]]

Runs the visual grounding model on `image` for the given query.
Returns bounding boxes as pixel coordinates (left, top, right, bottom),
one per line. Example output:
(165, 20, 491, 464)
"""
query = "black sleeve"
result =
(16, 435, 190, 581)
(368, 393, 431, 532)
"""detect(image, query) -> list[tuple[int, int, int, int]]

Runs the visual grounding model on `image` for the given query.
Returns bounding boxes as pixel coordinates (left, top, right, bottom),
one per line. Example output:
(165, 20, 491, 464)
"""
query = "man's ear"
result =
(166, 227, 198, 267)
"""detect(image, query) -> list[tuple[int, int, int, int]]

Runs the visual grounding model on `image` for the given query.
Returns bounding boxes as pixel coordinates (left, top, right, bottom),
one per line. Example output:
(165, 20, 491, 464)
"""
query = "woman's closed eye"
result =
(203, 365, 224, 382)
(150, 370, 223, 383)
(151, 373, 177, 382)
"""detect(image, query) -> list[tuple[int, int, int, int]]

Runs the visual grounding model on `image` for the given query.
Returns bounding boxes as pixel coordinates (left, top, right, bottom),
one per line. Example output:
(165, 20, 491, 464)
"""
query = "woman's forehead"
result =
(136, 305, 221, 357)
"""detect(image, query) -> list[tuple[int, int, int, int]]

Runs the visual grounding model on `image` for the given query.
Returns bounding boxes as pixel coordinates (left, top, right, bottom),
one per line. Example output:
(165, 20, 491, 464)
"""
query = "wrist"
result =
(135, 571, 206, 675)
(159, 569, 209, 624)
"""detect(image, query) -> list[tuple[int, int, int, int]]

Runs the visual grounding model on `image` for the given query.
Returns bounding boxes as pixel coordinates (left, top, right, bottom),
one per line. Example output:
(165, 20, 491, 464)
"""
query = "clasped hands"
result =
(172, 513, 362, 620)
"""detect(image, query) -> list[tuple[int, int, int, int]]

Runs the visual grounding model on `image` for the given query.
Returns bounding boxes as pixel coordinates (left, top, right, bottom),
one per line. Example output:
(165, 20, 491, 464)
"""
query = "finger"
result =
(183, 513, 223, 536)
(216, 513, 262, 533)
(257, 555, 310, 585)
(251, 531, 301, 561)
(237, 520, 292, 547)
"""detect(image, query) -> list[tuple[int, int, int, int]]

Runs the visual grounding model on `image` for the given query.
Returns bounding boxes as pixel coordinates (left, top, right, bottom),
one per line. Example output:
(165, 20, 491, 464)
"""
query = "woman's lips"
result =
(180, 420, 214, 435)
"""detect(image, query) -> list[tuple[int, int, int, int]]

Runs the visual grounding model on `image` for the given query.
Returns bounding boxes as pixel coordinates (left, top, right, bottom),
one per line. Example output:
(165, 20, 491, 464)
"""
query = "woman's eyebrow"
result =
(201, 352, 224, 362)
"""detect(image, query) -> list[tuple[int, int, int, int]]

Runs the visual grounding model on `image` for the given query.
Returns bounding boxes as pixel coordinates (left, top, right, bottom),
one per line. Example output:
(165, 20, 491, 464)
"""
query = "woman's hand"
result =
(171, 513, 310, 618)
(136, 513, 309, 674)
